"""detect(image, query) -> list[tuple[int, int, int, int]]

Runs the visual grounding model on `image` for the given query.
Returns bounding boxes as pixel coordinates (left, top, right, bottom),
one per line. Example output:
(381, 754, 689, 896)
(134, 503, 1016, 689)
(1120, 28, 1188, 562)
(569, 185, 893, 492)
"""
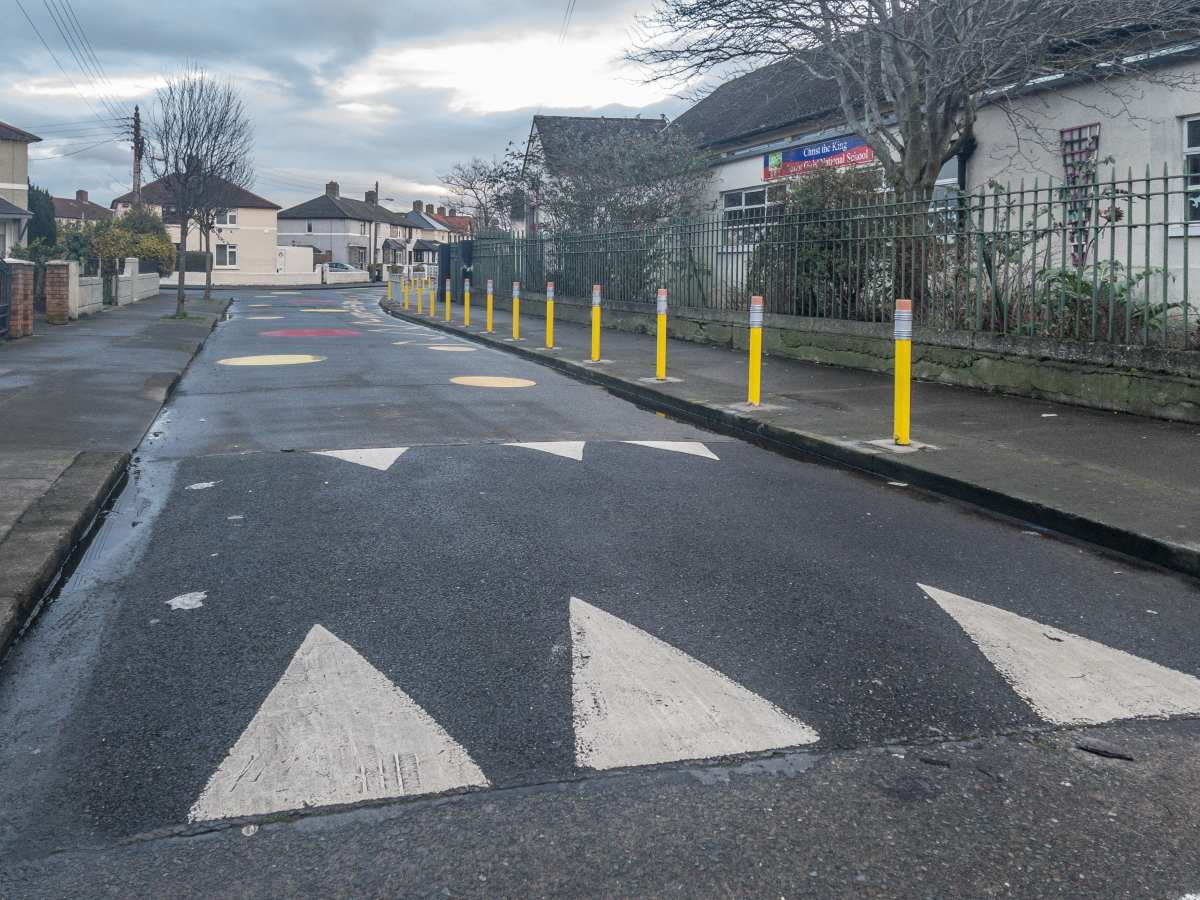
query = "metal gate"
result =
(0, 258, 11, 339)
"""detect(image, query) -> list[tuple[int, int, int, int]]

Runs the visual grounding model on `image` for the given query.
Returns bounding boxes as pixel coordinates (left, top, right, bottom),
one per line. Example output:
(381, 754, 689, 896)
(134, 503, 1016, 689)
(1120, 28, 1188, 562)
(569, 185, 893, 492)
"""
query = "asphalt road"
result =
(2, 287, 1199, 898)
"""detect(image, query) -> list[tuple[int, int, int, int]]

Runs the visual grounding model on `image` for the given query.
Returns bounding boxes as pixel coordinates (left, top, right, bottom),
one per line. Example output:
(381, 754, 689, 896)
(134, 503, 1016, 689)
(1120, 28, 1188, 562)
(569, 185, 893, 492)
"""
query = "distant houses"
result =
(53, 189, 112, 228)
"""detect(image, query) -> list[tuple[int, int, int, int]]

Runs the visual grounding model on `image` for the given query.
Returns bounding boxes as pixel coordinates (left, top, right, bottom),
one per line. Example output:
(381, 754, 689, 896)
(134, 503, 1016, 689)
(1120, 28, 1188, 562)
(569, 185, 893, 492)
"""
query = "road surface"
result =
(2, 287, 1198, 897)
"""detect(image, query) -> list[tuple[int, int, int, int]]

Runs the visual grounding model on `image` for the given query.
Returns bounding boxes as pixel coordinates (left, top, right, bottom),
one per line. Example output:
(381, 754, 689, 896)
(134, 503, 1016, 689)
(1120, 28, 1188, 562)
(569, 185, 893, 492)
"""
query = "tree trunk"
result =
(203, 227, 212, 301)
(175, 219, 188, 317)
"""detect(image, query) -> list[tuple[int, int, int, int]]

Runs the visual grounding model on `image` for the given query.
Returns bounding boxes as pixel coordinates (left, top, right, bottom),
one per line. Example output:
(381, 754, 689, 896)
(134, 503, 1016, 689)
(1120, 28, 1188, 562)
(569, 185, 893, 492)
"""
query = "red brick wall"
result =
(45, 261, 70, 325)
(8, 262, 34, 338)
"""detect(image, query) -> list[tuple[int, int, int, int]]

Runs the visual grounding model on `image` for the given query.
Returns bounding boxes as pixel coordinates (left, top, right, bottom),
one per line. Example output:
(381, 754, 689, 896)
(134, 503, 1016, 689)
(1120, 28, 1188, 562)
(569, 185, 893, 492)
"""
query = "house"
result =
(0, 121, 40, 257)
(278, 182, 421, 270)
(53, 189, 112, 228)
(405, 201, 452, 244)
(514, 114, 669, 235)
(111, 176, 282, 279)
(428, 205, 473, 241)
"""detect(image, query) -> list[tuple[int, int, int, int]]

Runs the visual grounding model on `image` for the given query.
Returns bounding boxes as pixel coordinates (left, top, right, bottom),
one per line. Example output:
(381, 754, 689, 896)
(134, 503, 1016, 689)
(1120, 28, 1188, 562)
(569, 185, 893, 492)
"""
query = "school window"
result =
(215, 209, 237, 226)
(1185, 117, 1200, 222)
(721, 185, 787, 246)
(215, 243, 238, 267)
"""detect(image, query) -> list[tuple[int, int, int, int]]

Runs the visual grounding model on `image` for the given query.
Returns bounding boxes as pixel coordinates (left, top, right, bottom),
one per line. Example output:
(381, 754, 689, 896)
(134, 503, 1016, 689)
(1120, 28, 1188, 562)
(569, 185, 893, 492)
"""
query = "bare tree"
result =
(441, 157, 511, 230)
(148, 68, 253, 316)
(631, 1, 1200, 198)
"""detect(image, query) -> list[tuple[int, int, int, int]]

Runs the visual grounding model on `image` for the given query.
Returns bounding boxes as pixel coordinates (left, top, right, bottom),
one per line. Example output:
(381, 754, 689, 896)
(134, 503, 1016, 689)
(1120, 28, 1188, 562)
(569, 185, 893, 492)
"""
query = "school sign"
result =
(764, 135, 875, 180)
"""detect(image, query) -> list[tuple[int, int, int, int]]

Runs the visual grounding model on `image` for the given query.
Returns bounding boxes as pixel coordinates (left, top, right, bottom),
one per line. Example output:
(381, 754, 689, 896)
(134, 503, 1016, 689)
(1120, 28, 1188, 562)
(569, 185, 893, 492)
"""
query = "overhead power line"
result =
(14, 0, 126, 133)
(42, 0, 129, 125)
(30, 136, 124, 160)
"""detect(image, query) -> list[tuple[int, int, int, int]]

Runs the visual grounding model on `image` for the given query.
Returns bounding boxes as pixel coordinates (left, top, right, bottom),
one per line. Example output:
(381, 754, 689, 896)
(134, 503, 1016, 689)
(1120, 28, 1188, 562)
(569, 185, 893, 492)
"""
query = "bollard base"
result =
(861, 438, 939, 455)
(640, 376, 683, 384)
(725, 401, 787, 413)
(580, 358, 613, 366)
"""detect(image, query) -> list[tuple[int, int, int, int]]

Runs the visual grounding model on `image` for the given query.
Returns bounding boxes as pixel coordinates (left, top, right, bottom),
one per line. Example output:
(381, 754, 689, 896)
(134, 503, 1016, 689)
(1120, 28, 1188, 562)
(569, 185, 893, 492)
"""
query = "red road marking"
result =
(260, 328, 361, 337)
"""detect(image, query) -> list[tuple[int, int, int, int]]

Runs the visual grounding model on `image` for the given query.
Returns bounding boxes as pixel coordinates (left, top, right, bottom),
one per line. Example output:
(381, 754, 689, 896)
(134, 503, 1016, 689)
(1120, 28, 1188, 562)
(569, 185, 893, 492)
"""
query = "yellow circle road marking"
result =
(427, 345, 476, 352)
(248, 304, 271, 308)
(450, 376, 536, 388)
(392, 341, 413, 346)
(218, 354, 326, 366)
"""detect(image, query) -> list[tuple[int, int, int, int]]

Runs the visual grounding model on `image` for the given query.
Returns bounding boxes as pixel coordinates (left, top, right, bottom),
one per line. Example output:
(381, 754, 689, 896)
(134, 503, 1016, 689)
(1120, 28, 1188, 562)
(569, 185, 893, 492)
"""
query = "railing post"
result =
(894, 297, 913, 446)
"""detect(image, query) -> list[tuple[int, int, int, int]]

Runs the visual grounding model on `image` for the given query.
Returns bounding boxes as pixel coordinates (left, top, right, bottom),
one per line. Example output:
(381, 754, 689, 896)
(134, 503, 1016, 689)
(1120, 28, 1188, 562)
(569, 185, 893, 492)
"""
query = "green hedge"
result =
(184, 251, 211, 273)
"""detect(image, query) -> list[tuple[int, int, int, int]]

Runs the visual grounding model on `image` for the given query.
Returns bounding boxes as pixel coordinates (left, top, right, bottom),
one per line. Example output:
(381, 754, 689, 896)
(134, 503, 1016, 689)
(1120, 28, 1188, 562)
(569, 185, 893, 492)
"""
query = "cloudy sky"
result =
(3, 0, 691, 211)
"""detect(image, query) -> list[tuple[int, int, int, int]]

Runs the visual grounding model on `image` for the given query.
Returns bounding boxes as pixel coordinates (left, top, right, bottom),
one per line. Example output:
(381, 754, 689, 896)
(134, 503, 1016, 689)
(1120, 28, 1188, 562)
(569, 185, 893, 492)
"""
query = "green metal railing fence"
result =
(469, 167, 1199, 351)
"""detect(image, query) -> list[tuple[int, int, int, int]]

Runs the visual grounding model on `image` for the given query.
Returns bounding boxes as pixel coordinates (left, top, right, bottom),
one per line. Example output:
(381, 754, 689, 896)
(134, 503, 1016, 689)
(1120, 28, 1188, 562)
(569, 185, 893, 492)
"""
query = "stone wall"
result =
(486, 291, 1200, 424)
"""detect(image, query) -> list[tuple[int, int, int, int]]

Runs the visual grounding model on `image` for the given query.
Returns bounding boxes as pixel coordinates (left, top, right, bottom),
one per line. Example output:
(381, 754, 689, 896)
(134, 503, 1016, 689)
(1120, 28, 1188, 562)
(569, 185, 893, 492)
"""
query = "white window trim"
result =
(215, 209, 238, 227)
(214, 243, 239, 268)
(1183, 114, 1200, 225)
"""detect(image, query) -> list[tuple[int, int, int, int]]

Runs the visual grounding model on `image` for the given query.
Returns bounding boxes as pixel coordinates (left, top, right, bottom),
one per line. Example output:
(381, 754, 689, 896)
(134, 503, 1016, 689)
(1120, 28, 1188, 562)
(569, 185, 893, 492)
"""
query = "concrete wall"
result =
(276, 245, 313, 274)
(278, 218, 368, 267)
(78, 275, 104, 316)
(483, 290, 1200, 423)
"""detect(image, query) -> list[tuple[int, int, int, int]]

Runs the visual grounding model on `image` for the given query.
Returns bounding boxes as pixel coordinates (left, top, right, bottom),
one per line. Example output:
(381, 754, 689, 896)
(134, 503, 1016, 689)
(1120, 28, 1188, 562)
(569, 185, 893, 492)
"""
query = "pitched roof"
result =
(530, 115, 669, 175)
(0, 197, 32, 219)
(53, 196, 113, 221)
(0, 121, 42, 143)
(430, 212, 473, 234)
(673, 58, 844, 149)
(405, 209, 446, 230)
(111, 176, 280, 210)
(413, 239, 441, 251)
(278, 193, 409, 224)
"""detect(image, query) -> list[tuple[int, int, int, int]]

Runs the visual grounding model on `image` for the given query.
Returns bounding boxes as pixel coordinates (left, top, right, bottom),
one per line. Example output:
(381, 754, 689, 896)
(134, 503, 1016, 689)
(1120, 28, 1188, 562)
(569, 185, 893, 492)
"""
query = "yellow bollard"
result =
(444, 277, 452, 322)
(403, 278, 410, 311)
(512, 281, 521, 340)
(485, 279, 494, 333)
(655, 288, 668, 381)
(894, 298, 913, 445)
(591, 284, 601, 362)
(545, 281, 555, 349)
(417, 279, 424, 314)
(387, 278, 393, 302)
(429, 277, 437, 318)
(747, 294, 764, 405)
(463, 277, 471, 328)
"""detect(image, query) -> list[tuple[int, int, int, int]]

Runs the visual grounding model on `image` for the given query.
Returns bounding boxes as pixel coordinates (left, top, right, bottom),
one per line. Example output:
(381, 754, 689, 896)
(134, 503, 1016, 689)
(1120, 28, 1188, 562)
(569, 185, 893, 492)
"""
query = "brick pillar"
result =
(45, 260, 71, 325)
(6, 259, 34, 338)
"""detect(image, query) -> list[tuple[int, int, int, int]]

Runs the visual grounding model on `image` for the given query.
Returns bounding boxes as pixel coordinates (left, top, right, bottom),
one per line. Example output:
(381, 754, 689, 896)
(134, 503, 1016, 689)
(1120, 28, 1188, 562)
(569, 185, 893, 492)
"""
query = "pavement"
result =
(1, 285, 1198, 896)
(0, 292, 230, 655)
(382, 294, 1200, 579)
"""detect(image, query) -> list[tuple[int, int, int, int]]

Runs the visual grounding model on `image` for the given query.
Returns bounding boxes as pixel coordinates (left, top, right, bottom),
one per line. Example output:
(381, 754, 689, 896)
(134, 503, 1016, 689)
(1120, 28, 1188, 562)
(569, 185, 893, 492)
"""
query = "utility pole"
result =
(372, 179, 379, 268)
(132, 105, 143, 207)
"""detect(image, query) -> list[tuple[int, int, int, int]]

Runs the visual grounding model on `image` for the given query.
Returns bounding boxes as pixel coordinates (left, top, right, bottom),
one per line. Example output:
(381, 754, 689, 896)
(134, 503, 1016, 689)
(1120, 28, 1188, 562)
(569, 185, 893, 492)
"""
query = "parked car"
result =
(326, 261, 361, 273)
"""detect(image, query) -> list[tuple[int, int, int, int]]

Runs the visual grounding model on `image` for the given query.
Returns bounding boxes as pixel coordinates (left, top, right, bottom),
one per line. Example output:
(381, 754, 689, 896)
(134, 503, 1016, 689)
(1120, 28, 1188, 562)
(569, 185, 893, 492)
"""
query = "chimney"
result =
(436, 206, 446, 216)
(325, 181, 340, 198)
(425, 203, 434, 214)
(412, 200, 423, 211)
(448, 207, 457, 217)
(365, 189, 377, 205)
(76, 189, 88, 203)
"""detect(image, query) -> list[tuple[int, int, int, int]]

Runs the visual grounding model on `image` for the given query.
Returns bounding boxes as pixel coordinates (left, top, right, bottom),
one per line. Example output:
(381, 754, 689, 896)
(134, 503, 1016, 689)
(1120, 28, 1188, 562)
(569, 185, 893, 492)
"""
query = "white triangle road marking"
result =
(188, 625, 488, 822)
(312, 447, 409, 471)
(920, 584, 1200, 725)
(621, 440, 719, 461)
(506, 441, 586, 461)
(570, 597, 818, 770)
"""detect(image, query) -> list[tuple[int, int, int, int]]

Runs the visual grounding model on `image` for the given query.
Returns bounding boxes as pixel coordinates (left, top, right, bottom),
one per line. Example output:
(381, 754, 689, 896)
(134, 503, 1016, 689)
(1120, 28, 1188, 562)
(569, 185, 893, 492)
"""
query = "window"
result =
(215, 209, 237, 226)
(215, 243, 238, 267)
(721, 184, 787, 246)
(1185, 117, 1200, 222)
(306, 221, 313, 233)
(359, 221, 368, 235)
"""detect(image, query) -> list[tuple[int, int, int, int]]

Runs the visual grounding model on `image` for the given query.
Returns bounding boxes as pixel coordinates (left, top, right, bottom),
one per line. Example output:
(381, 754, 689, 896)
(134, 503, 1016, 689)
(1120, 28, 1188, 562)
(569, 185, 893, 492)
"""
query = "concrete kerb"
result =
(381, 299, 1200, 582)
(0, 298, 232, 663)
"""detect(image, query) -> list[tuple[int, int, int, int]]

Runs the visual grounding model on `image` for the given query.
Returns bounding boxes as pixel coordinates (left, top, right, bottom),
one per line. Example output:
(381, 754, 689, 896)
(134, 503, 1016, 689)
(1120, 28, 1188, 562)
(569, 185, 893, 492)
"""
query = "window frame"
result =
(720, 184, 788, 248)
(215, 208, 238, 226)
(214, 243, 239, 268)
(1185, 116, 1200, 223)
